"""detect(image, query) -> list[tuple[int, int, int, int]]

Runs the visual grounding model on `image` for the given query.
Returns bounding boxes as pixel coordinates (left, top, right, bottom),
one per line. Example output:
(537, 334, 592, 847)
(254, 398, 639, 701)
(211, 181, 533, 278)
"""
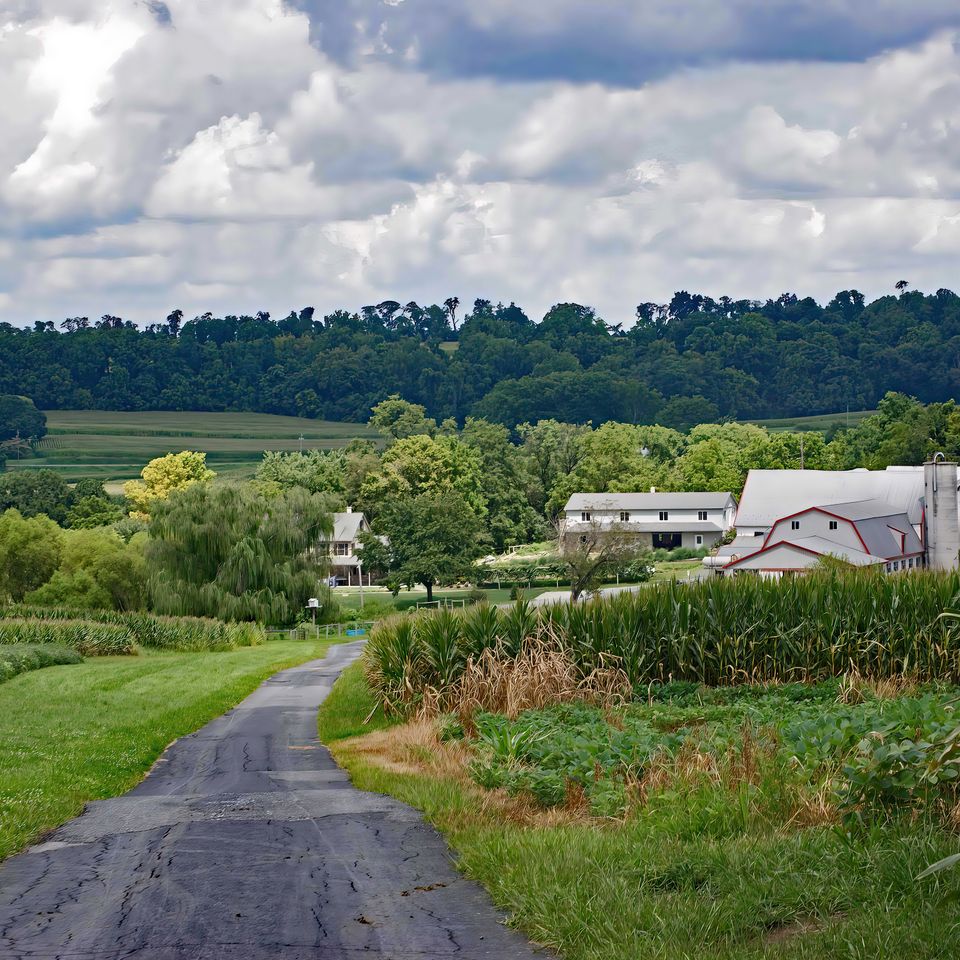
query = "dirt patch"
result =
(763, 913, 841, 946)
(335, 720, 600, 828)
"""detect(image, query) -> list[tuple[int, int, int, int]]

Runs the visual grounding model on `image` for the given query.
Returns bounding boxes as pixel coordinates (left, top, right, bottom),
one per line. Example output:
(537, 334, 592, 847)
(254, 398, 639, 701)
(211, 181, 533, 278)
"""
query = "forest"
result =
(2, 288, 959, 428)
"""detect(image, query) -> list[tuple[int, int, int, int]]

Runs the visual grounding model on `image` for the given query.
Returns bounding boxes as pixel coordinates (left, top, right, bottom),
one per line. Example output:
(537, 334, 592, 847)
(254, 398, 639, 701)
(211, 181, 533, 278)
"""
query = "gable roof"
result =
(726, 536, 885, 571)
(565, 491, 736, 512)
(332, 511, 366, 541)
(736, 468, 927, 527)
(766, 499, 922, 559)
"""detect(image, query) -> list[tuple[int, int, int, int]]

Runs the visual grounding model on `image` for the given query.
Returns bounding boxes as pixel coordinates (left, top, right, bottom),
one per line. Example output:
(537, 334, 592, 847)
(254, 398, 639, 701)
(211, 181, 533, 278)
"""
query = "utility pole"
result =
(298, 434, 304, 454)
(799, 435, 805, 470)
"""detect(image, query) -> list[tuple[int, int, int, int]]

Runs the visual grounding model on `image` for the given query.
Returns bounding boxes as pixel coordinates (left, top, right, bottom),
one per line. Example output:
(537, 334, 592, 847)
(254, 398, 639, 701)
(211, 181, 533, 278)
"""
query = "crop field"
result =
(323, 660, 960, 960)
(365, 572, 960, 711)
(10, 410, 377, 485)
(743, 409, 875, 433)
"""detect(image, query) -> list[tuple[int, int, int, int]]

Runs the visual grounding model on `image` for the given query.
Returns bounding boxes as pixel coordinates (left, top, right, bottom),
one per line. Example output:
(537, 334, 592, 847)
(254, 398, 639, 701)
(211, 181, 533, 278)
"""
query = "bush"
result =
(0, 619, 136, 655)
(466, 588, 488, 605)
(1, 606, 263, 652)
(0, 643, 82, 684)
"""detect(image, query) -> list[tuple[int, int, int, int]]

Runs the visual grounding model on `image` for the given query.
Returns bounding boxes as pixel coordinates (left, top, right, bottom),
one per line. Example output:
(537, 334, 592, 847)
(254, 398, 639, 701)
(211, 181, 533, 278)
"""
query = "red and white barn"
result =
(722, 499, 924, 577)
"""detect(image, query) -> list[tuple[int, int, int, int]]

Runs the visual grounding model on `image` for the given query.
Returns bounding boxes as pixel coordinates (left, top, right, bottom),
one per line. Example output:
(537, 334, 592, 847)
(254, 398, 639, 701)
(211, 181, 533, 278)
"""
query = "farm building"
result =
(705, 459, 960, 578)
(324, 509, 372, 586)
(561, 492, 737, 552)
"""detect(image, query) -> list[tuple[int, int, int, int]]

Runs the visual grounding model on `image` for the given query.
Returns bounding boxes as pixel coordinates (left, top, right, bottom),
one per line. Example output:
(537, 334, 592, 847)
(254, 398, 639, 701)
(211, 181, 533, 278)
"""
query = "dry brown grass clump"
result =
(837, 668, 919, 704)
(420, 639, 632, 721)
(334, 718, 595, 827)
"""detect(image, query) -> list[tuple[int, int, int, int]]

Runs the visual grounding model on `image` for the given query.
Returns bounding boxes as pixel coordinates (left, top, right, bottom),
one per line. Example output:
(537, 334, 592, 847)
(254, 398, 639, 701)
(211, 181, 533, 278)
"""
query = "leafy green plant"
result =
(0, 643, 82, 683)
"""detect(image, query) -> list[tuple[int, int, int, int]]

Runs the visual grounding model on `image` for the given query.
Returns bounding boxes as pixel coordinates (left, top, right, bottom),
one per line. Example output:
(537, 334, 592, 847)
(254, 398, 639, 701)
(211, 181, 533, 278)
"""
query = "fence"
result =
(265, 621, 378, 642)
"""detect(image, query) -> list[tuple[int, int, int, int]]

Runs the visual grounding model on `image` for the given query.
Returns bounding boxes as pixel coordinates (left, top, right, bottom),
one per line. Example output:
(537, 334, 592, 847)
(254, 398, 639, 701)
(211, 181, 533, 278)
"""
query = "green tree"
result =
(362, 492, 486, 602)
(359, 434, 486, 519)
(369, 395, 437, 440)
(0, 509, 64, 601)
(517, 419, 589, 515)
(461, 417, 544, 550)
(26, 528, 147, 610)
(560, 518, 648, 602)
(146, 483, 333, 623)
(124, 451, 216, 519)
(0, 395, 46, 443)
(255, 449, 347, 498)
(0, 469, 73, 524)
(65, 496, 124, 529)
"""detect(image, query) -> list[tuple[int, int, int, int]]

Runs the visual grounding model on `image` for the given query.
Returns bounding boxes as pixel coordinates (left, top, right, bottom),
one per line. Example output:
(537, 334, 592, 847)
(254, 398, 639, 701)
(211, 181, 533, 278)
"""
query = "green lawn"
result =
(0, 637, 337, 861)
(320, 663, 960, 960)
(10, 410, 378, 485)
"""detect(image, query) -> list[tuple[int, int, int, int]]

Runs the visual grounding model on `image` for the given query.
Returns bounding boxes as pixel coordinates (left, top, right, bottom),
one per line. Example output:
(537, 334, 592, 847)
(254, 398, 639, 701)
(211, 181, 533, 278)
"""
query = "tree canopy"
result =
(5, 288, 960, 428)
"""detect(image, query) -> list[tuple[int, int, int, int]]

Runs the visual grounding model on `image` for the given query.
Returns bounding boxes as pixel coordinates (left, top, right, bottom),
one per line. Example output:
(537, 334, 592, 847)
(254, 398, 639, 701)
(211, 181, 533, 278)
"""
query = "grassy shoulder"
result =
(320, 662, 960, 960)
(0, 636, 336, 861)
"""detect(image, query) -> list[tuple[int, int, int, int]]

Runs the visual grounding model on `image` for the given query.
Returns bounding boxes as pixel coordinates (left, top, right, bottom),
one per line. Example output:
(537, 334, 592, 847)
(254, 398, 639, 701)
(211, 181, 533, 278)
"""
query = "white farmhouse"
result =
(324, 509, 372, 586)
(561, 492, 737, 551)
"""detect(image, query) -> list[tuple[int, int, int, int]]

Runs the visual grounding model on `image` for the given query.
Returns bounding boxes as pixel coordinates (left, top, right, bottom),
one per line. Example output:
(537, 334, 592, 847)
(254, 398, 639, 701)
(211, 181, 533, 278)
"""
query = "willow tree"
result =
(146, 483, 334, 623)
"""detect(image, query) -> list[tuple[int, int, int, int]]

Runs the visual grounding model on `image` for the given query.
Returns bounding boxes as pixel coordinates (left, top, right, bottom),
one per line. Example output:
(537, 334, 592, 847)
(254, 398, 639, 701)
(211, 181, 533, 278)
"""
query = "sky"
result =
(3, 1, 960, 327)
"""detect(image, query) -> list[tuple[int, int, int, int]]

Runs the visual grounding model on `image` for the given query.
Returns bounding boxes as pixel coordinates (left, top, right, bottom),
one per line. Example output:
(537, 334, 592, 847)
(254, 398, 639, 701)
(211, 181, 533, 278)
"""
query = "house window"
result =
(754, 531, 764, 537)
(893, 560, 900, 571)
(333, 542, 351, 557)
(791, 520, 800, 530)
(829, 520, 838, 530)
(698, 510, 708, 521)
(580, 511, 591, 522)
(659, 511, 669, 521)
(619, 511, 631, 522)
(695, 535, 704, 546)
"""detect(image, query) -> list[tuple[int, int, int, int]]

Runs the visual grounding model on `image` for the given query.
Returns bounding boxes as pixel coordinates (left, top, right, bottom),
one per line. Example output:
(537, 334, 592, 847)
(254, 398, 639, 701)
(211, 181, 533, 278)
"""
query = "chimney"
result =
(923, 456, 960, 570)
(346, 505, 353, 514)
(650, 487, 657, 494)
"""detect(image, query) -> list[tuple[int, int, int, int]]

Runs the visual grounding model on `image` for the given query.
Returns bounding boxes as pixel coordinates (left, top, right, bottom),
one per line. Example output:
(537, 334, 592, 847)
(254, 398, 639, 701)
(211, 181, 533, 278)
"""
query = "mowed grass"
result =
(743, 409, 875, 433)
(12, 410, 378, 484)
(0, 637, 337, 861)
(320, 663, 960, 960)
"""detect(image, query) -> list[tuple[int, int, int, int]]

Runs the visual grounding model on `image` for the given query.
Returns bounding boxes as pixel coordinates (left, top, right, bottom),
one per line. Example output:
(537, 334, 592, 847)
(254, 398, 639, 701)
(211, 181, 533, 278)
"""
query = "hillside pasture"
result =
(9, 410, 377, 484)
(743, 409, 876, 433)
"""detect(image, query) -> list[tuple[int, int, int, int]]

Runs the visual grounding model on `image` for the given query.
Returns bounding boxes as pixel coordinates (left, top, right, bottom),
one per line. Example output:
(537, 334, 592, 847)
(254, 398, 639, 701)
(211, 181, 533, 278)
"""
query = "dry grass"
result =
(637, 724, 838, 828)
(420, 640, 632, 721)
(336, 718, 598, 828)
(838, 669, 920, 704)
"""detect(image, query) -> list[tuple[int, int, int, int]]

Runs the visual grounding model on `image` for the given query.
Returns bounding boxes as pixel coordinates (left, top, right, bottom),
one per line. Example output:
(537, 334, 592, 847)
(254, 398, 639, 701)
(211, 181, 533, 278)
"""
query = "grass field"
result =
(0, 636, 337, 862)
(8, 410, 377, 485)
(320, 663, 960, 960)
(743, 410, 876, 433)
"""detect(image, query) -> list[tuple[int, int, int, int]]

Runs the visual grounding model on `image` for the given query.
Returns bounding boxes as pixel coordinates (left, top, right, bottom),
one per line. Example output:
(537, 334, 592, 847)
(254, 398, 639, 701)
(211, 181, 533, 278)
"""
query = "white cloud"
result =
(3, 6, 960, 326)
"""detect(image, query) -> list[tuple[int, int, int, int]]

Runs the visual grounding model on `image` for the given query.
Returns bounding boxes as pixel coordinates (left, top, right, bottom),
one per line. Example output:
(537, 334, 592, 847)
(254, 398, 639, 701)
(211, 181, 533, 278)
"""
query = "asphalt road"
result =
(0, 641, 547, 959)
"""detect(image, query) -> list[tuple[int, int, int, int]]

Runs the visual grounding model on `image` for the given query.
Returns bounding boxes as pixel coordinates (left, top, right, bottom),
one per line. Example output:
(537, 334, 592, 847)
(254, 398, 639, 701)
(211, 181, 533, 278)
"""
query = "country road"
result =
(0, 641, 547, 959)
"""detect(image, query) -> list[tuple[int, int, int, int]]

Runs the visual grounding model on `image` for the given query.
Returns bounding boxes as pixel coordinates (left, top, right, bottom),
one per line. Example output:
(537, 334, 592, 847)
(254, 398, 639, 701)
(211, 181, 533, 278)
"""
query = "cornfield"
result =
(365, 571, 960, 710)
(0, 606, 264, 653)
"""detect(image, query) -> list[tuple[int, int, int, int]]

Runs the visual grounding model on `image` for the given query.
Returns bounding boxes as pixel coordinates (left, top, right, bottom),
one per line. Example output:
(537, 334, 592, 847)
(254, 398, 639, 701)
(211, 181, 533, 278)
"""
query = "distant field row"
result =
(8, 410, 377, 485)
(43, 410, 378, 439)
(743, 409, 875, 432)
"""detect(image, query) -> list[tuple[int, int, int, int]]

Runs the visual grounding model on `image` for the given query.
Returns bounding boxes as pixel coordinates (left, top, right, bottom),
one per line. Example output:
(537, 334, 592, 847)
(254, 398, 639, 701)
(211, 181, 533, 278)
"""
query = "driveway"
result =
(0, 641, 547, 959)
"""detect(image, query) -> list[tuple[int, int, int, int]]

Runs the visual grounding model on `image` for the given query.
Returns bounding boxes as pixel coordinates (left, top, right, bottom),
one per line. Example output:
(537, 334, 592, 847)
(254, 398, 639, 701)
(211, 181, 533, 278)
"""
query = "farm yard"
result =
(9, 410, 377, 486)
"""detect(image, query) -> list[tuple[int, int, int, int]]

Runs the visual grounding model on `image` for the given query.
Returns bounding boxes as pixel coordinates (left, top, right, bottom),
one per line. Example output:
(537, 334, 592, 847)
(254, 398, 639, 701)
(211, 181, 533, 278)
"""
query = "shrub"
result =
(0, 606, 263, 652)
(0, 643, 82, 684)
(0, 619, 136, 655)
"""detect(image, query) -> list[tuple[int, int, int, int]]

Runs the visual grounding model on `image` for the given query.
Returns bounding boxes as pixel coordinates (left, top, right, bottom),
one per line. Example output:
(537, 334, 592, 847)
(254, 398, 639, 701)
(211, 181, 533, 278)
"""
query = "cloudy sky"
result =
(4, 1, 960, 327)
